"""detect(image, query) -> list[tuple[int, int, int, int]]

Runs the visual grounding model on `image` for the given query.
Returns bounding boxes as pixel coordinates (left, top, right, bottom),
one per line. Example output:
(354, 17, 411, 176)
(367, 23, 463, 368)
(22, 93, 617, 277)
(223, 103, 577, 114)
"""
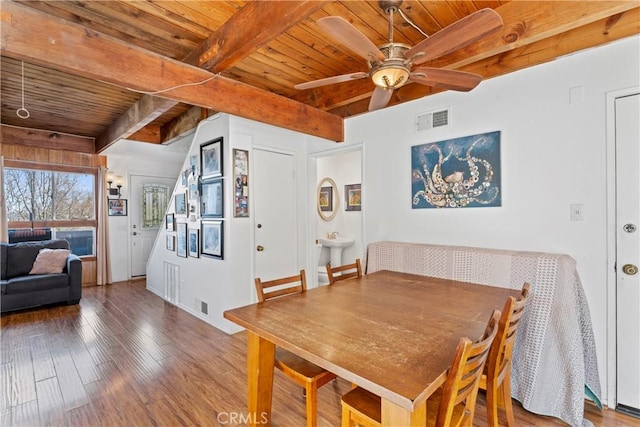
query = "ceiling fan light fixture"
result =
(371, 64, 410, 89)
(370, 42, 411, 89)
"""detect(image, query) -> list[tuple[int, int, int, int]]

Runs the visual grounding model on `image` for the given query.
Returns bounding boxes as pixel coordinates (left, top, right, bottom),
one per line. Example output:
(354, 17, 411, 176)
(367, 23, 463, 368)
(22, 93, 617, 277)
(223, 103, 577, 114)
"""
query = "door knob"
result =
(622, 264, 638, 275)
(132, 232, 138, 236)
(256, 245, 264, 252)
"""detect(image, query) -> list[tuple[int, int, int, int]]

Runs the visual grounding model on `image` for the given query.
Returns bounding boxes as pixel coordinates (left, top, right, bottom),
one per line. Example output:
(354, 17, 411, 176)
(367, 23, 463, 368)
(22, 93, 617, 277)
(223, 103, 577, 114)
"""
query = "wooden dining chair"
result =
(340, 309, 501, 427)
(326, 258, 362, 284)
(254, 270, 338, 427)
(479, 282, 531, 427)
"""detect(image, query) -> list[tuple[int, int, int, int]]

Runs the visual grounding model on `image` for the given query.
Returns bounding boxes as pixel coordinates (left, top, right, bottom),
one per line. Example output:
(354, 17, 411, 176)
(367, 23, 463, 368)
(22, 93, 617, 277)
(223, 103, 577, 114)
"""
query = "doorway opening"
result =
(309, 145, 364, 288)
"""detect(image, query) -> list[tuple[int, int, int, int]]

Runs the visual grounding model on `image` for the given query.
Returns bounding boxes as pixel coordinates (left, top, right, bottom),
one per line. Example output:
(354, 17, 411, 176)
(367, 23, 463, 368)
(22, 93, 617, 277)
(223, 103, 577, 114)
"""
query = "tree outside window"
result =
(4, 167, 96, 255)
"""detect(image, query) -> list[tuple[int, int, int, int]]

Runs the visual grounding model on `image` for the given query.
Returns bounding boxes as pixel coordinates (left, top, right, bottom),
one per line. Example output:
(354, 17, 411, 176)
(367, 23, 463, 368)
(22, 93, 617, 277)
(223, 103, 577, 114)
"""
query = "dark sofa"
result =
(1, 239, 82, 313)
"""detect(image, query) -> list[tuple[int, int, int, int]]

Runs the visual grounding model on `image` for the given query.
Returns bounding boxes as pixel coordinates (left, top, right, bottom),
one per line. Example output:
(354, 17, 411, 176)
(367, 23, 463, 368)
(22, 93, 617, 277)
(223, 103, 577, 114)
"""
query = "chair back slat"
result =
(485, 283, 531, 383)
(438, 309, 501, 427)
(254, 270, 307, 302)
(326, 259, 362, 284)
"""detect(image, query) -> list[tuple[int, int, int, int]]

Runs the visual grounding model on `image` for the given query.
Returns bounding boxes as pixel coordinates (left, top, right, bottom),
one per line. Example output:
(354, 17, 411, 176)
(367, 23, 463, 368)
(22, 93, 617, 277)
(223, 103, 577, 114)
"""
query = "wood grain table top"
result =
(224, 270, 518, 411)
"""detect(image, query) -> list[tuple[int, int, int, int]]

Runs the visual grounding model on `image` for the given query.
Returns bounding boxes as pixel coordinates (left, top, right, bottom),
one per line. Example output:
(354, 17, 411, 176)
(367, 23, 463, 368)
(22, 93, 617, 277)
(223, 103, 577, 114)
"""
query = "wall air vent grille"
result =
(416, 108, 450, 131)
(163, 261, 179, 304)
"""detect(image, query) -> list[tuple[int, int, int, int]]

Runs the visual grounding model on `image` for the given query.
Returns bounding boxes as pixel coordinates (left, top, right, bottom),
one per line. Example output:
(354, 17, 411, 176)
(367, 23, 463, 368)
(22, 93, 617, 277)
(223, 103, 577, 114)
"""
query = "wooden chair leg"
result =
(341, 402, 352, 427)
(502, 374, 515, 427)
(305, 382, 318, 427)
(486, 379, 500, 427)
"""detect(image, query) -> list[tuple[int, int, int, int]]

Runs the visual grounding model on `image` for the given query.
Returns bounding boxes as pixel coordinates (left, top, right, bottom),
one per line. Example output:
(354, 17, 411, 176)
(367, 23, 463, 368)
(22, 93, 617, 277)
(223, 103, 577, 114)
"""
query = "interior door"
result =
(130, 175, 177, 277)
(253, 149, 298, 282)
(615, 92, 640, 416)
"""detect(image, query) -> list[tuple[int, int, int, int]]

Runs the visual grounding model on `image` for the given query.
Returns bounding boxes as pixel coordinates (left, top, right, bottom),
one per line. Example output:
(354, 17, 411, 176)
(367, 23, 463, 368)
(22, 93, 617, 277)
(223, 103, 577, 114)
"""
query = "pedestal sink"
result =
(319, 236, 354, 268)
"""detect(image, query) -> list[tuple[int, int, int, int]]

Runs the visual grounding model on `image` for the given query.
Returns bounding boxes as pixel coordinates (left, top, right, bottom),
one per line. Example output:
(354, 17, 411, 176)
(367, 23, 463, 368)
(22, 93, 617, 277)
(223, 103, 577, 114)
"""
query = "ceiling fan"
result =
(295, 0, 503, 111)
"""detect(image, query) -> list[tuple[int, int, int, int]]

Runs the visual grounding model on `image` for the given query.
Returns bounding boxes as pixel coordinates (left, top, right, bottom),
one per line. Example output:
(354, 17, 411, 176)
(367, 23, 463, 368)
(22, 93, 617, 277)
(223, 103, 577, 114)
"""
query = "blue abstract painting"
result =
(411, 131, 501, 209)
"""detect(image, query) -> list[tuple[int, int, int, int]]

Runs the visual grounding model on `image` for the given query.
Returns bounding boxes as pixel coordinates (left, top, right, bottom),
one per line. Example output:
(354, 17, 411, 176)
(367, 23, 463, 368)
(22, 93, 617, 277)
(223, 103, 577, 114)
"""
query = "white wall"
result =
(105, 137, 190, 282)
(146, 114, 320, 333)
(340, 36, 640, 404)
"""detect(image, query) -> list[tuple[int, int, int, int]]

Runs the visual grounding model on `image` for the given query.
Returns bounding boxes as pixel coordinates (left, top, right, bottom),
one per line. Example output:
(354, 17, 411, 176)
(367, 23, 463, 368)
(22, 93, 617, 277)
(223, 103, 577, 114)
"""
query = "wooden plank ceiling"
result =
(1, 0, 639, 152)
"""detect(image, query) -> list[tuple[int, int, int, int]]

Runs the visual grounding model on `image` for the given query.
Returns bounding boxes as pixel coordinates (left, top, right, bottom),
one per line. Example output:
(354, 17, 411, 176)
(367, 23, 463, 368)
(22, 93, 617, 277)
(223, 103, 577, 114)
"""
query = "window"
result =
(4, 167, 97, 256)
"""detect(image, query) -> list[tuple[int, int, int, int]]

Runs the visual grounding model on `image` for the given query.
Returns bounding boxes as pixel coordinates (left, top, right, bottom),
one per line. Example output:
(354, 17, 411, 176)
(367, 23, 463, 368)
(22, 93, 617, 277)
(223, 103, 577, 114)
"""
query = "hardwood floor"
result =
(1, 281, 637, 426)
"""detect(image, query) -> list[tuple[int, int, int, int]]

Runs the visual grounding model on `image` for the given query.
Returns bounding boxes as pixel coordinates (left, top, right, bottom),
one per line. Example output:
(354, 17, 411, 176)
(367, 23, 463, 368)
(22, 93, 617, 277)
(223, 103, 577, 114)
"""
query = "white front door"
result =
(130, 175, 177, 277)
(253, 149, 298, 282)
(615, 92, 640, 415)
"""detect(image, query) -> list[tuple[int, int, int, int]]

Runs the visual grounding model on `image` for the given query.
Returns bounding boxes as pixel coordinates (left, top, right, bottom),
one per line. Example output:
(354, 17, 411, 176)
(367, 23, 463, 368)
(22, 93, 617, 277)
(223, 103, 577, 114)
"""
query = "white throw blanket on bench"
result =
(364, 241, 601, 427)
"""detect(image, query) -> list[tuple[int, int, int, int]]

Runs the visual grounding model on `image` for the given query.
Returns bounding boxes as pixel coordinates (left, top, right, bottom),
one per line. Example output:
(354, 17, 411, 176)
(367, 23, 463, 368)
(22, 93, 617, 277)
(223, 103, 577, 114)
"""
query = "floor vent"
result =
(200, 301, 208, 315)
(163, 261, 179, 304)
(416, 108, 450, 131)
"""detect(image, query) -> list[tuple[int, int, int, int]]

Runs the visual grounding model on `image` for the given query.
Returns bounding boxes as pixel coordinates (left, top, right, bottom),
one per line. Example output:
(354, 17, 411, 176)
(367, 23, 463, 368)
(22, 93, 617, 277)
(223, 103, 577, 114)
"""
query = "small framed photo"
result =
(190, 154, 199, 176)
(166, 234, 175, 251)
(165, 213, 175, 231)
(201, 178, 223, 218)
(108, 199, 128, 216)
(233, 149, 249, 218)
(319, 186, 333, 212)
(188, 229, 199, 258)
(176, 222, 187, 258)
(345, 184, 361, 211)
(175, 192, 187, 216)
(201, 220, 223, 259)
(200, 137, 223, 179)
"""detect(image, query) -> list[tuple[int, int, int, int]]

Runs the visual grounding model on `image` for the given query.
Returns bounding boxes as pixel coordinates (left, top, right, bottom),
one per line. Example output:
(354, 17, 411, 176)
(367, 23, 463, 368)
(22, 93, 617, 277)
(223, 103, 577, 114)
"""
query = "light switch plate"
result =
(570, 203, 584, 221)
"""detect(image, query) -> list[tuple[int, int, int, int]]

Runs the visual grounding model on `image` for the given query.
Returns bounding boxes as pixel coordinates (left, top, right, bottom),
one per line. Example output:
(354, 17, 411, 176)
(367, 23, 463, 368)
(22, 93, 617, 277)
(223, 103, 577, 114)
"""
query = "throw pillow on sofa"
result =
(29, 249, 70, 274)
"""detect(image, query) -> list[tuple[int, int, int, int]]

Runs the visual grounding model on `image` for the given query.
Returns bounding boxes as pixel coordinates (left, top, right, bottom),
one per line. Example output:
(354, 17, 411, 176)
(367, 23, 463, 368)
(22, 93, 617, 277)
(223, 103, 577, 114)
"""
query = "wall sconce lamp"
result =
(107, 172, 122, 198)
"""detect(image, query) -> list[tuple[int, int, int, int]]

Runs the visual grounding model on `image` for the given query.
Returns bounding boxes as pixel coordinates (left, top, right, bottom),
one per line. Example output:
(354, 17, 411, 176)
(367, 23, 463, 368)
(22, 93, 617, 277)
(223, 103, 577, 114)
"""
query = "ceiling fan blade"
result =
(294, 72, 368, 90)
(368, 86, 393, 111)
(410, 68, 483, 92)
(406, 8, 503, 65)
(317, 16, 385, 62)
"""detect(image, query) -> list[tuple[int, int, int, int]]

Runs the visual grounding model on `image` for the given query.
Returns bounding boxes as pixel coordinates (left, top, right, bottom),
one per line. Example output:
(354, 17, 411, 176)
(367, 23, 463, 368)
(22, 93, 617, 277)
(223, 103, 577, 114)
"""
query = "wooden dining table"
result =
(223, 270, 519, 427)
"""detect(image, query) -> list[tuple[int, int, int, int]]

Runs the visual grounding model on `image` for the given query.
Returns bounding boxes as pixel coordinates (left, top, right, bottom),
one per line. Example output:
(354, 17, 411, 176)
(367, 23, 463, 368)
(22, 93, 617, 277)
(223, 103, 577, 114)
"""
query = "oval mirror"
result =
(317, 177, 339, 222)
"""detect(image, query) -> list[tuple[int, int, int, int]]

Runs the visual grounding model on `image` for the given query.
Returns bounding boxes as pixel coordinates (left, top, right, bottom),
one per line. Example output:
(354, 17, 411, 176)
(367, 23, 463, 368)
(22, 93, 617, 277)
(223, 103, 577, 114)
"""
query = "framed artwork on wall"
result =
(175, 192, 187, 215)
(233, 149, 249, 218)
(411, 130, 502, 209)
(200, 137, 223, 179)
(345, 184, 361, 211)
(166, 234, 175, 251)
(108, 199, 127, 216)
(188, 228, 199, 258)
(201, 178, 223, 217)
(319, 186, 333, 212)
(176, 222, 187, 258)
(201, 220, 223, 259)
(165, 213, 175, 231)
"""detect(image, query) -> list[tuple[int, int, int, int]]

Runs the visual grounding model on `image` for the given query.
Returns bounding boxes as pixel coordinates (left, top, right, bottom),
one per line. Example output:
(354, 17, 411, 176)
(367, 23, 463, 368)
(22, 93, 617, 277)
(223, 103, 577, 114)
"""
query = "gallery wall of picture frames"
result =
(164, 136, 231, 261)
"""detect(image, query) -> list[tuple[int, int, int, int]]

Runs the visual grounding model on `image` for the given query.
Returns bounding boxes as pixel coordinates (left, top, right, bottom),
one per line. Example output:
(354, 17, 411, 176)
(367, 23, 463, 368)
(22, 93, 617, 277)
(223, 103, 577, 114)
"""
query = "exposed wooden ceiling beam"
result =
(184, 1, 327, 71)
(424, 0, 638, 70)
(95, 96, 176, 151)
(295, 1, 639, 112)
(160, 106, 205, 143)
(1, 2, 344, 142)
(127, 125, 162, 145)
(98, 1, 329, 152)
(0, 124, 95, 154)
